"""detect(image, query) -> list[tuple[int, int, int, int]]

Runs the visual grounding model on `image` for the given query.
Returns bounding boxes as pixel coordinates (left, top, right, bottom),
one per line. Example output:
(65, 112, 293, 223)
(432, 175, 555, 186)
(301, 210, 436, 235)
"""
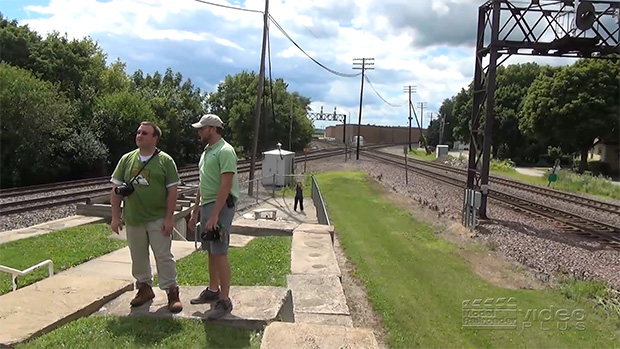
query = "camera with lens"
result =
(114, 182, 135, 197)
(200, 222, 222, 241)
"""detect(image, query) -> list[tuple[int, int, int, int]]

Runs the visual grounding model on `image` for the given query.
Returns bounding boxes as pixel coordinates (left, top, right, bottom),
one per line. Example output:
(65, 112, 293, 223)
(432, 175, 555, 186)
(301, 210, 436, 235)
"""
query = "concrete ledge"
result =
(261, 322, 379, 349)
(291, 232, 341, 277)
(294, 223, 335, 243)
(62, 242, 196, 282)
(231, 218, 299, 237)
(230, 234, 256, 248)
(96, 286, 289, 330)
(294, 313, 353, 327)
(294, 223, 334, 235)
(0, 215, 105, 245)
(0, 275, 132, 346)
(287, 275, 349, 316)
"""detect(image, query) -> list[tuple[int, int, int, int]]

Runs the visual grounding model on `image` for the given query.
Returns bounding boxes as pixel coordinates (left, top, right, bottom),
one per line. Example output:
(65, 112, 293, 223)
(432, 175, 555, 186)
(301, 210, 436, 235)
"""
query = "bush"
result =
(490, 158, 515, 172)
(546, 170, 620, 200)
(588, 161, 612, 176)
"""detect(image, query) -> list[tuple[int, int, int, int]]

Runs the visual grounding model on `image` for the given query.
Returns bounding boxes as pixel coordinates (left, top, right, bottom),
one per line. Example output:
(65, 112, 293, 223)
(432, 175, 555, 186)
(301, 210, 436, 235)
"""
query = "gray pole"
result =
(289, 103, 293, 151)
(248, 0, 269, 196)
(356, 61, 365, 160)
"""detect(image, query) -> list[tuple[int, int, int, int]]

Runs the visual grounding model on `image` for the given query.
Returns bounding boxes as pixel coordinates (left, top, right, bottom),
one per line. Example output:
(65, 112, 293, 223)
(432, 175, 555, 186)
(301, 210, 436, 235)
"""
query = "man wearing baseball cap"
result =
(188, 114, 239, 319)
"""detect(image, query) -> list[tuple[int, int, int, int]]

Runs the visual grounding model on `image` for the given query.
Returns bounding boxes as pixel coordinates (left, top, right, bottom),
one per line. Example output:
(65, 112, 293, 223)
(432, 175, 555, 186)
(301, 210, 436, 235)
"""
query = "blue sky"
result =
(1, 0, 570, 129)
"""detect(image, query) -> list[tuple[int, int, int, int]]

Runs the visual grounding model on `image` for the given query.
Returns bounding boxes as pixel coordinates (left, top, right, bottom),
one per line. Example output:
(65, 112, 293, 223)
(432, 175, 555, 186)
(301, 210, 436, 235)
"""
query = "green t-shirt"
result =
(111, 149, 180, 225)
(199, 138, 240, 206)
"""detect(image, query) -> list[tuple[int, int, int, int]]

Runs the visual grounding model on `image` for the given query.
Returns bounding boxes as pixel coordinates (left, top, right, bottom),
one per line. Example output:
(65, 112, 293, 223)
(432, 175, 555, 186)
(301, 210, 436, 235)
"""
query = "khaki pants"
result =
(126, 218, 178, 290)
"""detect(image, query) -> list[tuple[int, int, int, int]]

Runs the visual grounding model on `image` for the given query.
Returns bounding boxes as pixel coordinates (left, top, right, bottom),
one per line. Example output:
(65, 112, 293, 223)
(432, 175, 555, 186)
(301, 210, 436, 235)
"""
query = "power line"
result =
(364, 75, 406, 108)
(269, 15, 361, 78)
(193, 0, 263, 14)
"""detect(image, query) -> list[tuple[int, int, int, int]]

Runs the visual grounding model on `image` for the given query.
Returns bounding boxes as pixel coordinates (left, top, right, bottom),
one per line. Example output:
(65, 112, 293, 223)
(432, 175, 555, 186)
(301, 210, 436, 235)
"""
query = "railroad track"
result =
(377, 149, 620, 215)
(0, 147, 354, 216)
(363, 150, 620, 249)
(0, 148, 339, 200)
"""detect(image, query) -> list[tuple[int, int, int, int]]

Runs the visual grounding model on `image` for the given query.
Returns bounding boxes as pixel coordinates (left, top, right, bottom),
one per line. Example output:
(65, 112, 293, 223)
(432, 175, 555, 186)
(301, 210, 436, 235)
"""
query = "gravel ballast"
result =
(2, 152, 619, 292)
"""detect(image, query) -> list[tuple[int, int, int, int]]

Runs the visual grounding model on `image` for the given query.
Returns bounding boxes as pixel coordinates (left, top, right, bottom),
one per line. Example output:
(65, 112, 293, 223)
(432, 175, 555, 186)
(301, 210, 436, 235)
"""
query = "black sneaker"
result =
(190, 288, 220, 304)
(208, 298, 233, 319)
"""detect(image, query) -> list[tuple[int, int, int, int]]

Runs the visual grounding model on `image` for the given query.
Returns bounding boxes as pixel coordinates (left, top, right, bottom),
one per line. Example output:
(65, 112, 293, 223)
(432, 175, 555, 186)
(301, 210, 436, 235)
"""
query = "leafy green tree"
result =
(133, 68, 206, 165)
(493, 63, 544, 160)
(92, 90, 158, 167)
(451, 85, 473, 143)
(521, 59, 620, 173)
(207, 71, 313, 156)
(0, 63, 107, 187)
(0, 13, 41, 69)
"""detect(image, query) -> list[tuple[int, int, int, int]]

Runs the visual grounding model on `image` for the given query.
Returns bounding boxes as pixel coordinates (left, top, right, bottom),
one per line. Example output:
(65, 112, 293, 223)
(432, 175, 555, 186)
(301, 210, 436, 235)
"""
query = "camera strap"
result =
(128, 149, 159, 184)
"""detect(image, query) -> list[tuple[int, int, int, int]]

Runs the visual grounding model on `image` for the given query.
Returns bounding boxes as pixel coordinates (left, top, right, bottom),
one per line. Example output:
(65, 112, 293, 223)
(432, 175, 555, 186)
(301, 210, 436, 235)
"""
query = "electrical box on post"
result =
(262, 148, 296, 187)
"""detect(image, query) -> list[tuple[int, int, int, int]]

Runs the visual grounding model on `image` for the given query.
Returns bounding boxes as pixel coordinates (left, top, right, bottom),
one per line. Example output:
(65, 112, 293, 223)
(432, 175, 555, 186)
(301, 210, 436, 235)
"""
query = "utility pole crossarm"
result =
(353, 57, 375, 160)
(403, 85, 417, 151)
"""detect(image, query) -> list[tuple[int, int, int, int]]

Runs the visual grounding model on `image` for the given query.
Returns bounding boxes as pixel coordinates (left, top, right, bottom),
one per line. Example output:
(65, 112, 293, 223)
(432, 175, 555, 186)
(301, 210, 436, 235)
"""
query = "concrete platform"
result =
(0, 241, 197, 345)
(0, 215, 105, 244)
(237, 195, 318, 224)
(295, 223, 335, 235)
(231, 218, 299, 236)
(287, 275, 349, 316)
(261, 322, 378, 349)
(61, 241, 196, 281)
(96, 286, 290, 330)
(294, 313, 353, 327)
(291, 232, 340, 277)
(0, 274, 132, 346)
(230, 233, 256, 247)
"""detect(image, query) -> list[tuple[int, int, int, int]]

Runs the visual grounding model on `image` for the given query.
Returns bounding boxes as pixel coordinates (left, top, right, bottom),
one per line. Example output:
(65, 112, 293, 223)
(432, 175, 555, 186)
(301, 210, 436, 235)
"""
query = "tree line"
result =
(0, 15, 313, 188)
(426, 59, 619, 174)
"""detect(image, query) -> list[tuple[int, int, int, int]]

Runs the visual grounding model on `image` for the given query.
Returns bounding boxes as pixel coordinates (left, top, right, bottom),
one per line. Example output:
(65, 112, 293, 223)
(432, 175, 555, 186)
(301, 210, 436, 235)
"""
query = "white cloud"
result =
(11, 0, 575, 129)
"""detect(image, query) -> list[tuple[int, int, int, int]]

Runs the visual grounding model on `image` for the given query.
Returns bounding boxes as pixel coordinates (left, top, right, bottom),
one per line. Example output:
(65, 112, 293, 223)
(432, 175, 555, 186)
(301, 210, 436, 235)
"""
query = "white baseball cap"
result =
(192, 114, 224, 129)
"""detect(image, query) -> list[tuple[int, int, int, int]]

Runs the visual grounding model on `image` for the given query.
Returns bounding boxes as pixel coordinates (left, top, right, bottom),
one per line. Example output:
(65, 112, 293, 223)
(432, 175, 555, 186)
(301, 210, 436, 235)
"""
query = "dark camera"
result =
(200, 223, 221, 241)
(114, 182, 135, 197)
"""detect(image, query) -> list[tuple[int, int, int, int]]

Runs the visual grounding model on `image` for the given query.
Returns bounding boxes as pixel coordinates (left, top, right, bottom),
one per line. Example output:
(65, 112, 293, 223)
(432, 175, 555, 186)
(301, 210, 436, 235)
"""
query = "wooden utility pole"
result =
(289, 103, 293, 151)
(248, 0, 269, 196)
(353, 58, 374, 160)
(403, 85, 416, 151)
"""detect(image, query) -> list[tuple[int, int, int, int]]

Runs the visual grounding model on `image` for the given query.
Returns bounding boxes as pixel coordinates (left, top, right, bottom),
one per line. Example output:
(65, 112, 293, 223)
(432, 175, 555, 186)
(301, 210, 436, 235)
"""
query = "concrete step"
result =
(0, 215, 105, 245)
(61, 241, 196, 281)
(230, 218, 299, 236)
(291, 231, 340, 278)
(261, 322, 379, 349)
(287, 274, 349, 317)
(0, 242, 196, 346)
(0, 274, 132, 346)
(96, 286, 290, 330)
(294, 223, 335, 242)
(294, 313, 353, 327)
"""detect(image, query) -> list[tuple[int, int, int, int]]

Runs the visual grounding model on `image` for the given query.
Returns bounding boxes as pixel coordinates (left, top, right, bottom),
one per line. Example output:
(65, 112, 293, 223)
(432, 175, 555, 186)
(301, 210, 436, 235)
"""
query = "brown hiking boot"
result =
(167, 285, 183, 313)
(130, 282, 155, 307)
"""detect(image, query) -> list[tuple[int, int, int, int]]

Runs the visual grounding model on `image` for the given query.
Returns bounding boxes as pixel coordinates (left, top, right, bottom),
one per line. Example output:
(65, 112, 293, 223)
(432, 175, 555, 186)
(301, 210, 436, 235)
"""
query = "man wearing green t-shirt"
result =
(187, 114, 239, 319)
(110, 121, 183, 313)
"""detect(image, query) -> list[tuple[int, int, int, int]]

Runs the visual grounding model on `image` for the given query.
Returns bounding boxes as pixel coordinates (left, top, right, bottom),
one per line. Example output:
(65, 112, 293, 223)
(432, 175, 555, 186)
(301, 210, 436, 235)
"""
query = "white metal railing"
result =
(0, 260, 54, 292)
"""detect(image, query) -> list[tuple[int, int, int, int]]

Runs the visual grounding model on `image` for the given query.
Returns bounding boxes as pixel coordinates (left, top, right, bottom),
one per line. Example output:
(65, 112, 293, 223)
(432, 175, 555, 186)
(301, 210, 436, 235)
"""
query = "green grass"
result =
(18, 316, 262, 349)
(0, 223, 126, 295)
(409, 148, 435, 162)
(490, 165, 620, 201)
(172, 236, 291, 287)
(316, 171, 620, 348)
